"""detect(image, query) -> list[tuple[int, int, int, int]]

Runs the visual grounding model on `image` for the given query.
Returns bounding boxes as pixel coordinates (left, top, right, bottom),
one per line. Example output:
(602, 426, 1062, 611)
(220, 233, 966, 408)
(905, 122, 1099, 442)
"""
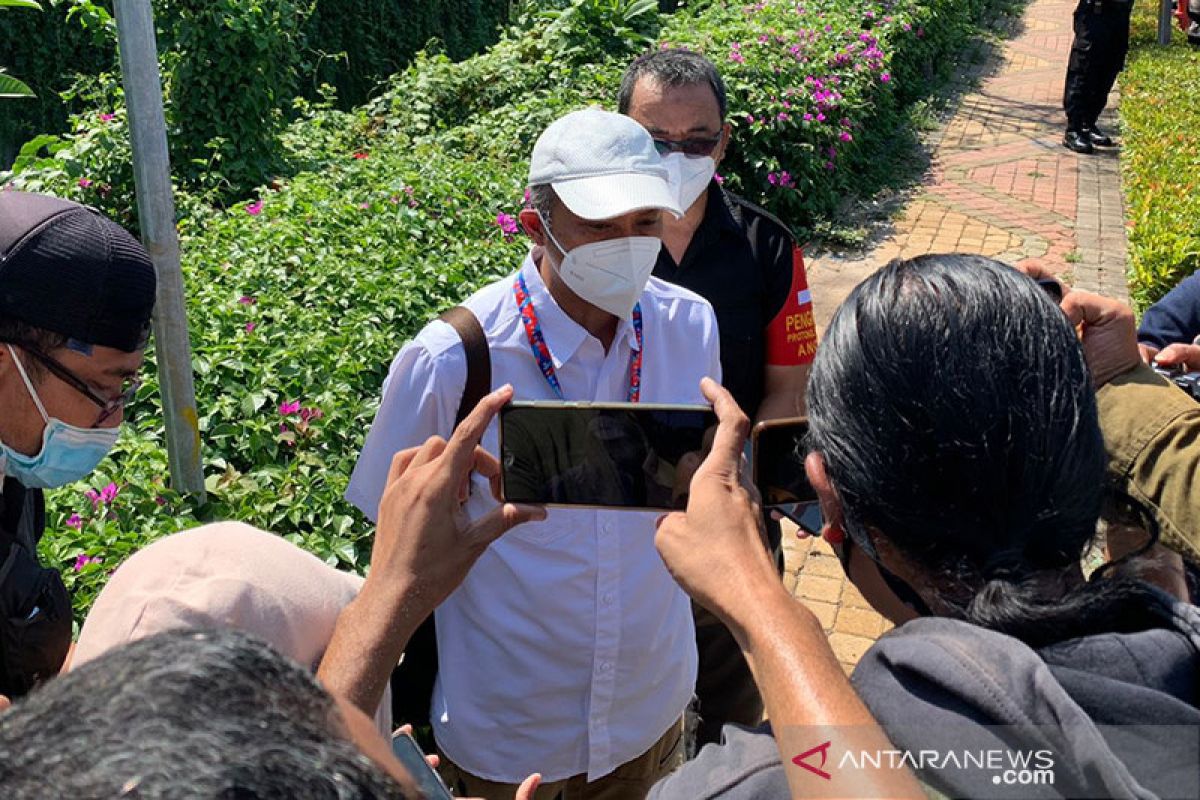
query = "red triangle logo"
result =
(792, 740, 833, 780)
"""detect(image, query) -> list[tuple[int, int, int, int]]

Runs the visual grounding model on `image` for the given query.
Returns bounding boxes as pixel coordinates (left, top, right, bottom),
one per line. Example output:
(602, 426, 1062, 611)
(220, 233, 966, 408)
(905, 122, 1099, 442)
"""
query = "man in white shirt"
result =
(346, 108, 721, 798)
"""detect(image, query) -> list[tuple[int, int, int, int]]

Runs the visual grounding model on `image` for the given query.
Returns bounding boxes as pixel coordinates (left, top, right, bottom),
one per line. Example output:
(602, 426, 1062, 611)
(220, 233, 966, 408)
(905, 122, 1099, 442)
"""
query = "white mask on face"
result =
(538, 213, 661, 320)
(663, 153, 716, 211)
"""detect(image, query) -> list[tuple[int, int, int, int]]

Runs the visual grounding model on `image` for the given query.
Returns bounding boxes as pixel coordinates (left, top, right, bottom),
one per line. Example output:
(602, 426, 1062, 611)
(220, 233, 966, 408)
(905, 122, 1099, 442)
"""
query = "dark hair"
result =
(0, 318, 68, 382)
(617, 48, 728, 120)
(807, 254, 1171, 647)
(0, 628, 406, 799)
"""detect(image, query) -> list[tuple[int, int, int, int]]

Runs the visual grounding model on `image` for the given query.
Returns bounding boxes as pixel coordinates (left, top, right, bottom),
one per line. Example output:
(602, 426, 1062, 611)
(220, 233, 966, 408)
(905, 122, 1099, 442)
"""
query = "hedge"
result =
(4, 0, 1011, 622)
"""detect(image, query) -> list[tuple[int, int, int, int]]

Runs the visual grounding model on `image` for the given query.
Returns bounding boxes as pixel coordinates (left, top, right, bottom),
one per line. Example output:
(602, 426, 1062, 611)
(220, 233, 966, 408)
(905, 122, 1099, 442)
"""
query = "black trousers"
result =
(1063, 0, 1134, 130)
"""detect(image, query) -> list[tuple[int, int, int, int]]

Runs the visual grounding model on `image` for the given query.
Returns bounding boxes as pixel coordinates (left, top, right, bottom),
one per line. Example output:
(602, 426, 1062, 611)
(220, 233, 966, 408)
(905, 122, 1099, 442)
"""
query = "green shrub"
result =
(6, 0, 1012, 622)
(1120, 4, 1200, 310)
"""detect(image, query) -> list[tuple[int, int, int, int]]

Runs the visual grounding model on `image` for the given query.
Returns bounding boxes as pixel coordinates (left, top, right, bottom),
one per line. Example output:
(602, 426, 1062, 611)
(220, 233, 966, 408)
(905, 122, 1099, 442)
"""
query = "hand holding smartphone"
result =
(751, 417, 823, 535)
(390, 731, 453, 800)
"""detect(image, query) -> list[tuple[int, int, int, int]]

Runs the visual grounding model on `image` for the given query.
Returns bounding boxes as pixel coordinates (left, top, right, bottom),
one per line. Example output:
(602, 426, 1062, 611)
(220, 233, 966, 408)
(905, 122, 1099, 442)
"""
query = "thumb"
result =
(465, 503, 546, 548)
(515, 773, 542, 800)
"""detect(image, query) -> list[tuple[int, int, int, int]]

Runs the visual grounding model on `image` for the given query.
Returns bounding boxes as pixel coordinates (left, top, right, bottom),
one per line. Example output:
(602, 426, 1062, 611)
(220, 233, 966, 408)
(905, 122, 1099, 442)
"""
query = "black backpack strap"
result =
(438, 306, 491, 427)
(390, 306, 490, 742)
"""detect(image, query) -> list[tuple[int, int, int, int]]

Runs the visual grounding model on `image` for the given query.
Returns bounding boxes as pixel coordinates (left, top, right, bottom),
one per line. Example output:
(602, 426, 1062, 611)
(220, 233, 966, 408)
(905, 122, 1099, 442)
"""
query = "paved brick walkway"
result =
(787, 0, 1131, 671)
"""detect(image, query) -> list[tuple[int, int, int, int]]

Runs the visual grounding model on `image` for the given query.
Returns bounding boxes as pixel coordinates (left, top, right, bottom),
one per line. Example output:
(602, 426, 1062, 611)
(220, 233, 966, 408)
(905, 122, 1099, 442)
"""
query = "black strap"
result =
(438, 306, 491, 427)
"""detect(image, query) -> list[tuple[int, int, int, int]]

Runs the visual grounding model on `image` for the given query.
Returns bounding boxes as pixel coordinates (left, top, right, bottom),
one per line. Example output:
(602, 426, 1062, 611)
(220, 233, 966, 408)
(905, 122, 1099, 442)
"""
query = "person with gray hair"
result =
(618, 47, 819, 749)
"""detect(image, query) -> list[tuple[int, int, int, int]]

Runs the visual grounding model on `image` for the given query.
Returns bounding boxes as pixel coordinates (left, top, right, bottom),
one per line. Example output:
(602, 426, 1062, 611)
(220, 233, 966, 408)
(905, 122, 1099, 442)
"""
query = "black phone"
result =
(390, 731, 453, 800)
(752, 417, 823, 535)
(499, 401, 718, 510)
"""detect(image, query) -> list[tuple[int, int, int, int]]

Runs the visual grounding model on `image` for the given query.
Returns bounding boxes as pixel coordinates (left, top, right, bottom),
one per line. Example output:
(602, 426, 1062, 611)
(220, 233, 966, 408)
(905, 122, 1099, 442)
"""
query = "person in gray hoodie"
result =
(649, 254, 1200, 799)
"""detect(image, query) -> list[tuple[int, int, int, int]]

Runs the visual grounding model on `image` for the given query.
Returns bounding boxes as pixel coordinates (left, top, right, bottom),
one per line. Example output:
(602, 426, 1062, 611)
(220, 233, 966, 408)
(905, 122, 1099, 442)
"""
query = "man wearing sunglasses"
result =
(618, 48, 819, 748)
(0, 190, 155, 705)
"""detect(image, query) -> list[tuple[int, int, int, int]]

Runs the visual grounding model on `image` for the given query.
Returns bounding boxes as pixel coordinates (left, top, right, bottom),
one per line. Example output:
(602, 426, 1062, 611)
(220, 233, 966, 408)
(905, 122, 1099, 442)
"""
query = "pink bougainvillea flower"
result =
(299, 407, 324, 423)
(729, 51, 745, 64)
(245, 322, 257, 333)
(85, 489, 100, 507)
(66, 513, 83, 530)
(279, 401, 302, 416)
(714, 173, 725, 184)
(73, 554, 101, 572)
(99, 482, 120, 504)
(238, 295, 257, 305)
(78, 178, 93, 189)
(803, 113, 814, 122)
(767, 172, 778, 186)
(839, 131, 853, 142)
(880, 73, 892, 83)
(245, 201, 263, 216)
(359, 202, 370, 210)
(495, 212, 520, 236)
(778, 172, 796, 189)
(99, 113, 115, 123)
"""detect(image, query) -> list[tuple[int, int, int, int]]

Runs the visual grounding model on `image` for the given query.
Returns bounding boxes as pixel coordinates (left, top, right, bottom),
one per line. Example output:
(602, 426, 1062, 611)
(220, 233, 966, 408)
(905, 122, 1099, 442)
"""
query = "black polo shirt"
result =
(653, 183, 798, 418)
(0, 477, 43, 560)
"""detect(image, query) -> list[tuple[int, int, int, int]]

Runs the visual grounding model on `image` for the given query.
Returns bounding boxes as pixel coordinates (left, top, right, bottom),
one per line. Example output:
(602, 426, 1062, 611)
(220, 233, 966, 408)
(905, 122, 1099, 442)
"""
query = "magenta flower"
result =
(246, 201, 263, 216)
(245, 322, 257, 333)
(85, 489, 100, 508)
(66, 514, 83, 530)
(714, 173, 725, 184)
(100, 483, 119, 504)
(839, 132, 853, 142)
(880, 73, 892, 83)
(238, 295, 257, 305)
(99, 113, 115, 123)
(495, 212, 520, 236)
(803, 113, 814, 122)
(78, 178, 93, 189)
(729, 51, 745, 64)
(279, 401, 302, 415)
(73, 554, 101, 572)
(299, 407, 324, 423)
(767, 172, 778, 186)
(778, 172, 796, 189)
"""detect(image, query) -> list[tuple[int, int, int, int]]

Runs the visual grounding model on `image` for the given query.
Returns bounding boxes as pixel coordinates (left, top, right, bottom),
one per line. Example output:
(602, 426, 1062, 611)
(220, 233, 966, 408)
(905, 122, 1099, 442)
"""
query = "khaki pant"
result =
(438, 718, 684, 800)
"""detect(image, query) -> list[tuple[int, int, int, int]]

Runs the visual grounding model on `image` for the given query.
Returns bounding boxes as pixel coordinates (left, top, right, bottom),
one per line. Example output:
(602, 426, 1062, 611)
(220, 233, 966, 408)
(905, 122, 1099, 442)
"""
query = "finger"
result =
(465, 503, 546, 548)
(1155, 343, 1200, 368)
(1060, 289, 1134, 329)
(441, 385, 514, 480)
(1138, 343, 1160, 364)
(425, 754, 440, 769)
(409, 435, 449, 471)
(696, 377, 751, 480)
(386, 447, 421, 487)
(1013, 260, 1054, 281)
(515, 773, 543, 800)
(396, 724, 413, 736)
(0, 694, 9, 712)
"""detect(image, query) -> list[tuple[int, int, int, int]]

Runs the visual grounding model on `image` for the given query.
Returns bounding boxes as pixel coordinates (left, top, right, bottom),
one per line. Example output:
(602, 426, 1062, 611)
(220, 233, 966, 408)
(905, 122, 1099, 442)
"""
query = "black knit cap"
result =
(0, 190, 156, 353)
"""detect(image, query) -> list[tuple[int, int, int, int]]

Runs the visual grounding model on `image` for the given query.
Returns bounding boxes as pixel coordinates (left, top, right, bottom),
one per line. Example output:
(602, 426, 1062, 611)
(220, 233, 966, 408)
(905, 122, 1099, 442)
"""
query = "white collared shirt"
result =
(346, 253, 721, 783)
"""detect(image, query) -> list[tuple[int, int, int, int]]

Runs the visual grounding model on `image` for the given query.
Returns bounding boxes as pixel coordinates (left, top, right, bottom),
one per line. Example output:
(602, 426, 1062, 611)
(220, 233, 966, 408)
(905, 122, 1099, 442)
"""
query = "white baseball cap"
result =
(528, 107, 683, 221)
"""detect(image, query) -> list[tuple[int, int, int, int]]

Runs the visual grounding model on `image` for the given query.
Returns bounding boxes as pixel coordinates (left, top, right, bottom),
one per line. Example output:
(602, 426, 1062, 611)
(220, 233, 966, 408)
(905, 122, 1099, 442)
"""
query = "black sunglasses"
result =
(652, 134, 723, 158)
(13, 344, 140, 427)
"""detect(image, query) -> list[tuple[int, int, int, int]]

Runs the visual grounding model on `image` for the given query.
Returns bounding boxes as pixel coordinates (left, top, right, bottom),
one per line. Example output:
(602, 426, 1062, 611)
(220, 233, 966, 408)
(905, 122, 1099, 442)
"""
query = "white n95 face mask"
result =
(539, 214, 661, 320)
(664, 153, 716, 211)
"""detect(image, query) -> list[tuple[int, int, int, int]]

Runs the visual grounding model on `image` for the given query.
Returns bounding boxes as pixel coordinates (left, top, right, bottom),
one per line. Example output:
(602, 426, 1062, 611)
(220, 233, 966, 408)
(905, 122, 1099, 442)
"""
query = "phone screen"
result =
(500, 403, 718, 510)
(390, 732, 453, 800)
(752, 418, 823, 534)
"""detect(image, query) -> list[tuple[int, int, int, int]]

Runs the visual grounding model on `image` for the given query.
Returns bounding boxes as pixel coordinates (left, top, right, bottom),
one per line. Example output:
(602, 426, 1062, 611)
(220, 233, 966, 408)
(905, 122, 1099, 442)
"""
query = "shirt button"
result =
(600, 661, 612, 672)
(602, 593, 614, 606)
(603, 522, 613, 534)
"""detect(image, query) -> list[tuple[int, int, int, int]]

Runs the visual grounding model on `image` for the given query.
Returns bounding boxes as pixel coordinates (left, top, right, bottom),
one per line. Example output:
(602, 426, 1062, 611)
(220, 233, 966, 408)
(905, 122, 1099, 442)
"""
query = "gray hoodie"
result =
(649, 601, 1200, 799)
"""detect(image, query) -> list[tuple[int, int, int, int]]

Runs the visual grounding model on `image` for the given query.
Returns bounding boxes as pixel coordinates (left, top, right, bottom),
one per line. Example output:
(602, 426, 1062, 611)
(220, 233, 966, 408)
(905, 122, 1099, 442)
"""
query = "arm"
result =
(318, 385, 546, 714)
(656, 378, 925, 798)
(1136, 271, 1200, 351)
(1062, 290, 1200, 564)
(761, 242, 817, 421)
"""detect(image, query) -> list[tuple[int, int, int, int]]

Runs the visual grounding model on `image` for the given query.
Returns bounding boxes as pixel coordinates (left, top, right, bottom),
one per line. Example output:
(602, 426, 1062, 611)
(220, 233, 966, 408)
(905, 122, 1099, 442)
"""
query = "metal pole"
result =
(1159, 0, 1174, 44)
(114, 0, 205, 499)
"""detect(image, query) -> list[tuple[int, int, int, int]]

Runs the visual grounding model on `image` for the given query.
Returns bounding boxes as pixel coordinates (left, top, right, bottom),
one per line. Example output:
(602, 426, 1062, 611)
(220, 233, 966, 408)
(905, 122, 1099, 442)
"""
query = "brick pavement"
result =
(786, 0, 1131, 672)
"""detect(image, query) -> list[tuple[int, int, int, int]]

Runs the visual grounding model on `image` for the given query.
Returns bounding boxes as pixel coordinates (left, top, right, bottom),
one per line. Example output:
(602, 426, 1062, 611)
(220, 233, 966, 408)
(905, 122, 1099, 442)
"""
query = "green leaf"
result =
(0, 70, 35, 98)
(0, 0, 42, 9)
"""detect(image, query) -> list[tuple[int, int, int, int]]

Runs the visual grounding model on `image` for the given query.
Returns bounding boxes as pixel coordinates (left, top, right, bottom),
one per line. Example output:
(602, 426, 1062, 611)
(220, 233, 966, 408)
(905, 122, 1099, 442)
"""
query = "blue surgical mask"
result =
(0, 346, 120, 489)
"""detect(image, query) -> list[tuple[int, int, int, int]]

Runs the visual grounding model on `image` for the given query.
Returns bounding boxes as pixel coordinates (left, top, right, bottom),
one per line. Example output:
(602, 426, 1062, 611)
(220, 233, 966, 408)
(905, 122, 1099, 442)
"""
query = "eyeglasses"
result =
(652, 134, 723, 158)
(13, 344, 140, 427)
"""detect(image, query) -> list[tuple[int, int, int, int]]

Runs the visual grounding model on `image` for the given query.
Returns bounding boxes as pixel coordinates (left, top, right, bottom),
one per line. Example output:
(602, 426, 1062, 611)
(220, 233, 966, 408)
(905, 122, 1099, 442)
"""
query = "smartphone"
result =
(499, 401, 718, 510)
(390, 731, 453, 800)
(752, 417, 823, 535)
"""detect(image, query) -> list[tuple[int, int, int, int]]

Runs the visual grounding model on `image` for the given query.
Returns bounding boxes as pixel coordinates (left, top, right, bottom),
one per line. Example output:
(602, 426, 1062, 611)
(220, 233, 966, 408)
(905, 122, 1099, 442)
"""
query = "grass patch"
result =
(1120, 4, 1200, 310)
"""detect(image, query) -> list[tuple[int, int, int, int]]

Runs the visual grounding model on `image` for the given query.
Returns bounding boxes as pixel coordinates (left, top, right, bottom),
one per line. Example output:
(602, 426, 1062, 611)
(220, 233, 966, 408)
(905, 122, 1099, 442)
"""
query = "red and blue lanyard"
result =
(513, 272, 643, 402)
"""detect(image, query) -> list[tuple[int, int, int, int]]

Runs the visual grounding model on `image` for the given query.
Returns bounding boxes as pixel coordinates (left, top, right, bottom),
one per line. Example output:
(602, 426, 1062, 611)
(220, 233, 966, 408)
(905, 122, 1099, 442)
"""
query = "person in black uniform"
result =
(0, 191, 156, 707)
(618, 49, 820, 749)
(1062, 0, 1135, 153)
